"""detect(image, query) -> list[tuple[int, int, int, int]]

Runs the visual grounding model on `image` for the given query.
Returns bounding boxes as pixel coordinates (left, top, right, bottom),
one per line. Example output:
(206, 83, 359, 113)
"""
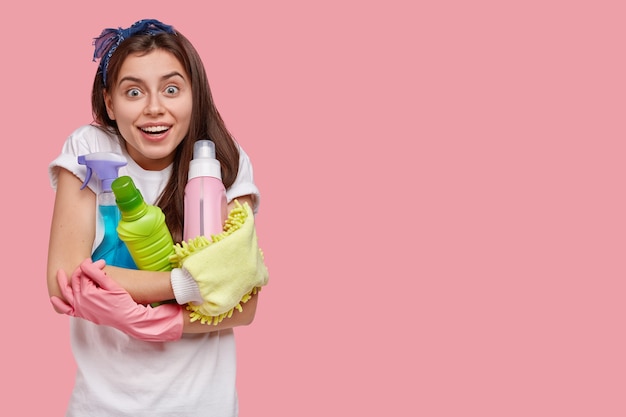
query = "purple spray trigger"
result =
(77, 155, 93, 190)
(77, 152, 128, 191)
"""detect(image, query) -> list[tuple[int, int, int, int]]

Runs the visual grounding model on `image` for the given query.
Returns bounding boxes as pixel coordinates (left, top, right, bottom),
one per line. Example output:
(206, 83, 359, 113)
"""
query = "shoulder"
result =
(227, 142, 261, 212)
(64, 125, 122, 154)
(236, 143, 255, 173)
(48, 125, 123, 191)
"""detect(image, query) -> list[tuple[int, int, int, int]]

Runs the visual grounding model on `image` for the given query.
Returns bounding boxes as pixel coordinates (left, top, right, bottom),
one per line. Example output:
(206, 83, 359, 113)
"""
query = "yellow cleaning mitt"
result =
(170, 201, 269, 325)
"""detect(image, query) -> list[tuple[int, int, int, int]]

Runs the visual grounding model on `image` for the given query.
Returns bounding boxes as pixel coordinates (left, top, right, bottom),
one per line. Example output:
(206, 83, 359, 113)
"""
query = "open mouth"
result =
(140, 126, 170, 135)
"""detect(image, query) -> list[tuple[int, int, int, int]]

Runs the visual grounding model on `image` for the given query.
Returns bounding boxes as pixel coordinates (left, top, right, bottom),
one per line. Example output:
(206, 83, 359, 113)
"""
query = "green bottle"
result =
(111, 175, 174, 271)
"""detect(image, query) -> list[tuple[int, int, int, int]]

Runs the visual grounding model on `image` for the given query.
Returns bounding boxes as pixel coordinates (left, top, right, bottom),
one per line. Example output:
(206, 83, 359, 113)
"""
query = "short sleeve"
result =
(226, 145, 261, 213)
(48, 125, 123, 194)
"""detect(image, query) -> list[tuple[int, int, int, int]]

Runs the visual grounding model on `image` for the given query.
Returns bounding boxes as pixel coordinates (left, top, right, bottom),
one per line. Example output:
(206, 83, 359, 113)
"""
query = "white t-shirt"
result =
(49, 124, 260, 417)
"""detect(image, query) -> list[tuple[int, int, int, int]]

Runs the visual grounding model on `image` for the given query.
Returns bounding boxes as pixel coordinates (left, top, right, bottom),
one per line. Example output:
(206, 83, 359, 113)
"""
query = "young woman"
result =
(47, 19, 264, 416)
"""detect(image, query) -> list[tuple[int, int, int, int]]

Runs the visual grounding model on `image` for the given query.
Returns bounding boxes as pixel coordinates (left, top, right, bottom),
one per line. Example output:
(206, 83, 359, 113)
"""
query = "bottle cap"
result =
(111, 176, 144, 212)
(189, 140, 222, 180)
(194, 139, 216, 159)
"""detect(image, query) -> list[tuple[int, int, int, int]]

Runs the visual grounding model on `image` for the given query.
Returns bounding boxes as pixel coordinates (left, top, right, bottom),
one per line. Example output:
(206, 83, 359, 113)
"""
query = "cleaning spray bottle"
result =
(111, 175, 175, 271)
(78, 152, 137, 269)
(183, 139, 227, 241)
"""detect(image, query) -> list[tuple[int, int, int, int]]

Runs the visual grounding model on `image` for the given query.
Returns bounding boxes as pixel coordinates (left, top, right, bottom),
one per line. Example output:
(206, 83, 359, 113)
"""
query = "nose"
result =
(144, 94, 165, 116)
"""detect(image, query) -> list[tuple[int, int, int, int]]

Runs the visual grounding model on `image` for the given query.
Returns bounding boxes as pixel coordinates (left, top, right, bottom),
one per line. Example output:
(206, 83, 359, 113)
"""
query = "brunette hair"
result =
(91, 31, 240, 242)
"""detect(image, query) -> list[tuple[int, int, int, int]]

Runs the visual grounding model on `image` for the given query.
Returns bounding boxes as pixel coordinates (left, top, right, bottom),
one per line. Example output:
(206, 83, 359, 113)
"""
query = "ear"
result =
(104, 90, 116, 120)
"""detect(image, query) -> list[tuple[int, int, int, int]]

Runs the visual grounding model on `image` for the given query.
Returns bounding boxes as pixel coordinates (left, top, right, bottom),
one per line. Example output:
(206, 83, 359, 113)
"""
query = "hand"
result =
(171, 201, 269, 321)
(51, 258, 183, 342)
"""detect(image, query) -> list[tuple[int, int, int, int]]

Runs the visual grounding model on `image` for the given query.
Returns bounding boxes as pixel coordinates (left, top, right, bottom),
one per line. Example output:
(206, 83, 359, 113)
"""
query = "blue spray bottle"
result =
(78, 152, 137, 269)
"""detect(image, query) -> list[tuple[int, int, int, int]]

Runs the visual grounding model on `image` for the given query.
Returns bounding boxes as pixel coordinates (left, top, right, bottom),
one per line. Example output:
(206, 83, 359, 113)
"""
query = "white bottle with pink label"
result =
(183, 140, 227, 241)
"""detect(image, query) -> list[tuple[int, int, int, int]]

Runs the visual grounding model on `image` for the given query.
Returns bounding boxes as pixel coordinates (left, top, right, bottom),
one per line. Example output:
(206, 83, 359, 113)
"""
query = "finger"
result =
(50, 296, 74, 316)
(70, 264, 82, 297)
(79, 257, 103, 274)
(80, 259, 119, 291)
(55, 269, 74, 306)
(92, 258, 106, 270)
(77, 268, 99, 296)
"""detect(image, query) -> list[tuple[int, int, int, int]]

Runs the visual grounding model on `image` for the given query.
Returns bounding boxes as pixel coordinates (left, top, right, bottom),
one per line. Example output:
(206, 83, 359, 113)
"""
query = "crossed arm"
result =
(47, 167, 258, 334)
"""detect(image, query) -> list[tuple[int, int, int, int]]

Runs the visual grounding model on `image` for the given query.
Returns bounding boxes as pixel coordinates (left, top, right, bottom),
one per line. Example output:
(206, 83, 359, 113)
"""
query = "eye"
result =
(165, 85, 180, 95)
(126, 88, 142, 98)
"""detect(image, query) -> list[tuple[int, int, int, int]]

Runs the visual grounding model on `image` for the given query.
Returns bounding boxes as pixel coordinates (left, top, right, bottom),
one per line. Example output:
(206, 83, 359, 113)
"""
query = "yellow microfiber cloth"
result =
(170, 200, 269, 325)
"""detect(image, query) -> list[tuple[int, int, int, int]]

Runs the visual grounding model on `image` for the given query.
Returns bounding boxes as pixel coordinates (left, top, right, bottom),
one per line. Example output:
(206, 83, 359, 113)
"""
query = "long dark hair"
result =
(91, 31, 240, 242)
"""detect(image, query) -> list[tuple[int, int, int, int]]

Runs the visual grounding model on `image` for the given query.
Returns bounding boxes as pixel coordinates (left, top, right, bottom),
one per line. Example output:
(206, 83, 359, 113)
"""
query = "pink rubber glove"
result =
(51, 258, 184, 342)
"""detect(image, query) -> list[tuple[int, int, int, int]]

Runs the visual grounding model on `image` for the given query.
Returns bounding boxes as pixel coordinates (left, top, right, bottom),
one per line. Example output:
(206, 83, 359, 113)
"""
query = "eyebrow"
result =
(118, 71, 187, 85)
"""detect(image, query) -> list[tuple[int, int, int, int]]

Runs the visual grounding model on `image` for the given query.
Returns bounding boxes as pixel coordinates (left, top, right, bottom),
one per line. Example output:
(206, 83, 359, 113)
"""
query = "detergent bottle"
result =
(111, 175, 175, 271)
(183, 139, 227, 241)
(78, 152, 137, 269)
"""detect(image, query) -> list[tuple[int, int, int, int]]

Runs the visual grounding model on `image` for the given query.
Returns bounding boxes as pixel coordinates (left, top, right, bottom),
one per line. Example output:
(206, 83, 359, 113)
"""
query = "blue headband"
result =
(93, 19, 176, 87)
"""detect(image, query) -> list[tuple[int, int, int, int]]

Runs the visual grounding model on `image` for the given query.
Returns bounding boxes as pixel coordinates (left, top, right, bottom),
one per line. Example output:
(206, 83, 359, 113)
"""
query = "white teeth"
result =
(141, 126, 169, 133)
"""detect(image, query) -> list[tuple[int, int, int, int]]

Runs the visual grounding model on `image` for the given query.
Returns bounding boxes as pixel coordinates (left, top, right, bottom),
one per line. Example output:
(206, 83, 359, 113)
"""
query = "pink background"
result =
(2, 0, 625, 415)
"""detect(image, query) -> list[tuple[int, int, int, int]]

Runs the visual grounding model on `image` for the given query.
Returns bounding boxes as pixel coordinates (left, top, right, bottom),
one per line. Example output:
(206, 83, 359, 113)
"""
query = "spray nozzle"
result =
(78, 152, 128, 192)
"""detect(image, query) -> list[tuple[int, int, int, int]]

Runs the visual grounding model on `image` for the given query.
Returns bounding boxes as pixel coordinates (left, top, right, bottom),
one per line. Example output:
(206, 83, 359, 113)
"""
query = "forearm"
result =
(101, 266, 258, 334)
(104, 265, 175, 305)
(182, 294, 258, 333)
(103, 264, 260, 332)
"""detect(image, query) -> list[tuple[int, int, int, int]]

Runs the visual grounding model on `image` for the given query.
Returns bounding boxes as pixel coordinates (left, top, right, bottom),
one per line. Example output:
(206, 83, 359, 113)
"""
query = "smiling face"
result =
(104, 49, 193, 170)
